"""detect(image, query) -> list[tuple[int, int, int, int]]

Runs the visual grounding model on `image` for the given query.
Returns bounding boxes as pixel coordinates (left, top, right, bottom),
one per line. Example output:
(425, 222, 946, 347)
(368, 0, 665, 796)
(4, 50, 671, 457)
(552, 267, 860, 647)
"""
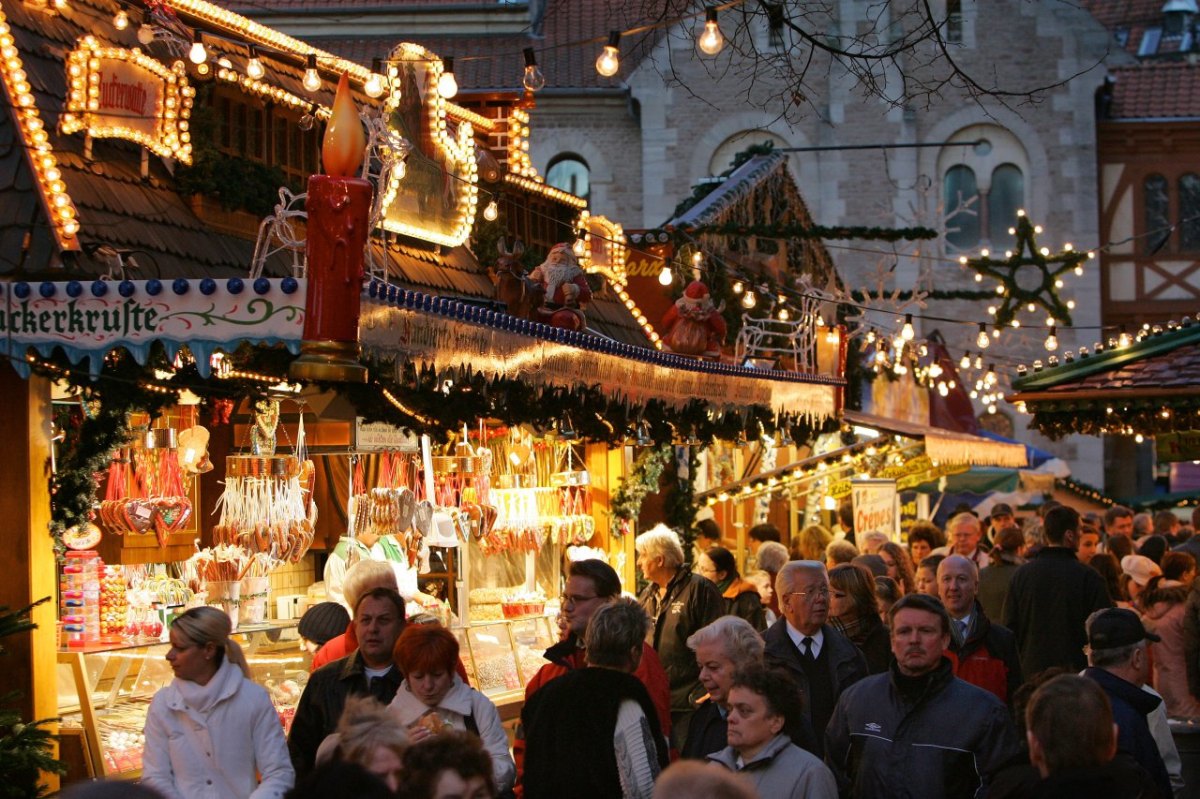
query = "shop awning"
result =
(843, 410, 1028, 468)
(1007, 322, 1200, 442)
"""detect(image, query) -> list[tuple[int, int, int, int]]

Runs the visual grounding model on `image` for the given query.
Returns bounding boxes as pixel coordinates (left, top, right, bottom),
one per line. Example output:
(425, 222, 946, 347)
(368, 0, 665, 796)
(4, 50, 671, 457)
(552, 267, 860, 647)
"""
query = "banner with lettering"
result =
(60, 36, 194, 164)
(2, 279, 305, 376)
(851, 479, 900, 541)
(621, 238, 675, 339)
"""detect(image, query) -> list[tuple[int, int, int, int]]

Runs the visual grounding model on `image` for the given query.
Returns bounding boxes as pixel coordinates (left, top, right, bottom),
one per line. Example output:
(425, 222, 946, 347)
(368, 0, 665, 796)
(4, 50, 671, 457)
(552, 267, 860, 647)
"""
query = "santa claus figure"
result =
(528, 242, 592, 330)
(661, 280, 727, 358)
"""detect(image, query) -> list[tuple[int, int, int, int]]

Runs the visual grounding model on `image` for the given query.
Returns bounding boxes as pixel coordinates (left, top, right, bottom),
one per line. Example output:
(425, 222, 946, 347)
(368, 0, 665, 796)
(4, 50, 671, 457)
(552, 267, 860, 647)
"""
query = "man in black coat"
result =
(763, 560, 867, 756)
(288, 587, 406, 777)
(1003, 505, 1111, 677)
(635, 525, 723, 745)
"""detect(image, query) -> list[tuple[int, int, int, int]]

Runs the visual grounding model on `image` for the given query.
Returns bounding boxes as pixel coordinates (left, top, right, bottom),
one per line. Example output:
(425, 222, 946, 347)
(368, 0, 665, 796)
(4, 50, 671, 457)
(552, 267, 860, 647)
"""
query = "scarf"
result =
(830, 613, 871, 645)
(175, 657, 237, 714)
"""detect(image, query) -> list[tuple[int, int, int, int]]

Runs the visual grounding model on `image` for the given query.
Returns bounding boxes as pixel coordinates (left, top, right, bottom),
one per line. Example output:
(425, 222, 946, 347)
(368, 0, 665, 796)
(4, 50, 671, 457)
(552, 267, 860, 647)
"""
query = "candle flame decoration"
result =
(323, 72, 365, 178)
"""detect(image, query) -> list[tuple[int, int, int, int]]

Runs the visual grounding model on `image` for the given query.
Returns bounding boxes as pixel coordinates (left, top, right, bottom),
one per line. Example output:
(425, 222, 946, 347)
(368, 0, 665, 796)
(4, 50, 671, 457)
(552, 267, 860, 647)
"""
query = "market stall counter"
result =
(56, 620, 308, 780)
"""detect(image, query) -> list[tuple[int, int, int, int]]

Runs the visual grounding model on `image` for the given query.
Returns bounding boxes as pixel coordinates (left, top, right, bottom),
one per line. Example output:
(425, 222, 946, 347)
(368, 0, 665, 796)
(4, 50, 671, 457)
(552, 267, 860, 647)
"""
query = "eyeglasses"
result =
(785, 587, 830, 601)
(560, 593, 599, 608)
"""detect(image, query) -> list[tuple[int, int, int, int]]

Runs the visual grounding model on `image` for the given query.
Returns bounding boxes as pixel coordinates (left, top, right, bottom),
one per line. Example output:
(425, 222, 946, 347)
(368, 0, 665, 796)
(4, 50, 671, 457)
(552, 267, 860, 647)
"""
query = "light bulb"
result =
(137, 23, 155, 45)
(364, 60, 385, 98)
(777, 306, 790, 321)
(1118, 326, 1131, 348)
(596, 31, 621, 77)
(113, 9, 129, 30)
(977, 324, 990, 349)
(188, 32, 207, 65)
(698, 8, 724, 55)
(732, 280, 744, 294)
(572, 238, 586, 257)
(960, 353, 970, 369)
(1044, 325, 1058, 351)
(482, 198, 498, 221)
(438, 57, 458, 98)
(741, 291, 756, 309)
(303, 54, 321, 92)
(246, 46, 265, 80)
(974, 354, 983, 370)
(522, 48, 546, 91)
(901, 313, 915, 341)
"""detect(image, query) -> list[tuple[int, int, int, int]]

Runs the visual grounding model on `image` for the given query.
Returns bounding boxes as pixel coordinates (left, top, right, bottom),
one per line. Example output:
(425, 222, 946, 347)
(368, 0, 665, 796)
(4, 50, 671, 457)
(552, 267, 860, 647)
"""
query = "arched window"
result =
(708, 130, 788, 176)
(944, 165, 980, 249)
(545, 154, 590, 203)
(988, 164, 1024, 246)
(1144, 174, 1170, 254)
(937, 125, 1029, 253)
(1179, 173, 1200, 251)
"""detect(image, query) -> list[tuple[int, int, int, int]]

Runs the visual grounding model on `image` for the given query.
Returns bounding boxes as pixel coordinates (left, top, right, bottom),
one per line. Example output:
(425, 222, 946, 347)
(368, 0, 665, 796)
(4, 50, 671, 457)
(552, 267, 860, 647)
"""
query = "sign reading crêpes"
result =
(378, 43, 478, 248)
(61, 36, 194, 164)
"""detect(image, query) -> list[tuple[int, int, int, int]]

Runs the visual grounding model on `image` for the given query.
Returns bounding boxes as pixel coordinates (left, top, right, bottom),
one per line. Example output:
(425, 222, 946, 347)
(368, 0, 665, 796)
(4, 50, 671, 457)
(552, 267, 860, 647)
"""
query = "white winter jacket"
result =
(390, 674, 516, 791)
(142, 659, 295, 799)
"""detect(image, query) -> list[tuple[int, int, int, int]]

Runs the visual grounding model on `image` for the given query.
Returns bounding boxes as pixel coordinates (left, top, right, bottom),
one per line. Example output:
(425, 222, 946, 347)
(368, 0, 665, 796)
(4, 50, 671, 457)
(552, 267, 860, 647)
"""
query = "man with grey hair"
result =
(635, 524, 723, 744)
(947, 512, 990, 569)
(937, 555, 1021, 703)
(764, 561, 867, 756)
(521, 598, 670, 798)
(1083, 607, 1172, 798)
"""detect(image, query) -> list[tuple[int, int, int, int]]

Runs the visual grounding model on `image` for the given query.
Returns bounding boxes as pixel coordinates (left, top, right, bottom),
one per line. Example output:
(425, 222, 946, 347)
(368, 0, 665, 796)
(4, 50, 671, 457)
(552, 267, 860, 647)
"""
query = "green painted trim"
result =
(1011, 325, 1200, 392)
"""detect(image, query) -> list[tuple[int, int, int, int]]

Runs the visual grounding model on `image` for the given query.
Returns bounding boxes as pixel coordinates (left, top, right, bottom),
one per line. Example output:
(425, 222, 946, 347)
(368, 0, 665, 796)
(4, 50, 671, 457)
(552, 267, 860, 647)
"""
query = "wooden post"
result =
(0, 369, 59, 792)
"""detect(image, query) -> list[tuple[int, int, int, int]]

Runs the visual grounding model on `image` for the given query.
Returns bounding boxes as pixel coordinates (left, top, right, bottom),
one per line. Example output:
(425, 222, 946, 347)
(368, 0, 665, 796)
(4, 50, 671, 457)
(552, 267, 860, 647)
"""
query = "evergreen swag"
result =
(0, 598, 65, 799)
(609, 444, 672, 537)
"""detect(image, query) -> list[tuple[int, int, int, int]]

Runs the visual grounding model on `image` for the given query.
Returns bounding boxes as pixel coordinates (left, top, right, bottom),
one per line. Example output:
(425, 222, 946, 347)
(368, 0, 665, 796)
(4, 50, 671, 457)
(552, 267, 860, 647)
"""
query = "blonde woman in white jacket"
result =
(142, 607, 294, 799)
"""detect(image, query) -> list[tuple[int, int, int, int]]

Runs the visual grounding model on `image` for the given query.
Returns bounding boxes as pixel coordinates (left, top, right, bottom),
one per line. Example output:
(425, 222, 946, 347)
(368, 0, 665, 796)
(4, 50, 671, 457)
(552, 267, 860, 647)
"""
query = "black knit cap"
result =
(298, 601, 350, 647)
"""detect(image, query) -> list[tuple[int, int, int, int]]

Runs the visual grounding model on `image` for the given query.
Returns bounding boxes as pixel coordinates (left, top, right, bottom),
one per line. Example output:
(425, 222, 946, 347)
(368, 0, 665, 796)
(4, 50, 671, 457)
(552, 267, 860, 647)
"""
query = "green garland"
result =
(609, 444, 672, 537)
(662, 445, 700, 558)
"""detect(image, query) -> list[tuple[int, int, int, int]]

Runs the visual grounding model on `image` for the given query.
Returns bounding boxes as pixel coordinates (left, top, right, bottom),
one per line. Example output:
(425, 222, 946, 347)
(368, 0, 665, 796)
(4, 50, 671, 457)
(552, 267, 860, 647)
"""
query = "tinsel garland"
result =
(609, 444, 672, 537)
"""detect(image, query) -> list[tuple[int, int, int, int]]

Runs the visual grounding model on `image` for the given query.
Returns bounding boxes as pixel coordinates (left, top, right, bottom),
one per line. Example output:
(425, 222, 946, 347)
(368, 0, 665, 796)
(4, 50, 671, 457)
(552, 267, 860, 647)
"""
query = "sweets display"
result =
(61, 551, 102, 647)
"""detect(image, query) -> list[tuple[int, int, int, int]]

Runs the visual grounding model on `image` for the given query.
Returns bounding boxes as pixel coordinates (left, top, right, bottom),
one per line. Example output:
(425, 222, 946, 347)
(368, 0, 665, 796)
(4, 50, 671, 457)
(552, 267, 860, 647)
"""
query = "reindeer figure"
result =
(489, 236, 544, 320)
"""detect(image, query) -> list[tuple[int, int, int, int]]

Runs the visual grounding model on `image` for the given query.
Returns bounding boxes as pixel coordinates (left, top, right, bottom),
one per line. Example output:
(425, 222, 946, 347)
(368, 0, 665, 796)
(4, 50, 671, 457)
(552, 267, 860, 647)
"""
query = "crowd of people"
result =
(85, 500, 1200, 799)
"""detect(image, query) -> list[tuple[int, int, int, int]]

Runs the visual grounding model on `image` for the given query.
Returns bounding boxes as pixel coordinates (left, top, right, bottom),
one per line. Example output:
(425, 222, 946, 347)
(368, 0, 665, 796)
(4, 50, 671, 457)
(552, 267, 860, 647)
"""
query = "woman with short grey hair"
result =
(680, 616, 764, 760)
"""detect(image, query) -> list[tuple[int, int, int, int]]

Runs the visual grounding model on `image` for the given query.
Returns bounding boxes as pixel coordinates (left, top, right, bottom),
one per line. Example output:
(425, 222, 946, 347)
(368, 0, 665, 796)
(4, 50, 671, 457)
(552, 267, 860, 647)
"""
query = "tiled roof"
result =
(1010, 324, 1200, 398)
(215, 0, 665, 91)
(1108, 61, 1200, 118)
(1081, 0, 1196, 56)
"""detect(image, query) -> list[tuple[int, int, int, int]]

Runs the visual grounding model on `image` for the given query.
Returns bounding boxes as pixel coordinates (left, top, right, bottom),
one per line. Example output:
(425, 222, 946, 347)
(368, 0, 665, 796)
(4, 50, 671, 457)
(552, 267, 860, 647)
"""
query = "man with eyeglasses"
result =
(512, 559, 671, 796)
(763, 561, 867, 756)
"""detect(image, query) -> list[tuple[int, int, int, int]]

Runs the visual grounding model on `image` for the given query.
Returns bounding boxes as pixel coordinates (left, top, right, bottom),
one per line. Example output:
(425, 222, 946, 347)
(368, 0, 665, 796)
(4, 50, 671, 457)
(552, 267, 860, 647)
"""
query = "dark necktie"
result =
(801, 636, 814, 661)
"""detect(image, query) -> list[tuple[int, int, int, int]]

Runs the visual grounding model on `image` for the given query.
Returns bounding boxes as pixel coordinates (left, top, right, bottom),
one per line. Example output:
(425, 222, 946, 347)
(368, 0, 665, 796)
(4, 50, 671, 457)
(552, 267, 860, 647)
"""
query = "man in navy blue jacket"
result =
(1082, 608, 1172, 799)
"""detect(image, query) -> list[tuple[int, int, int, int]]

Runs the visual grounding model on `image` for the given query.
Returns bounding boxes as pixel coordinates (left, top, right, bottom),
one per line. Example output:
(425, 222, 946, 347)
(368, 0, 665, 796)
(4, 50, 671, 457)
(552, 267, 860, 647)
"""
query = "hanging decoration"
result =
(609, 444, 672, 536)
(961, 213, 1090, 327)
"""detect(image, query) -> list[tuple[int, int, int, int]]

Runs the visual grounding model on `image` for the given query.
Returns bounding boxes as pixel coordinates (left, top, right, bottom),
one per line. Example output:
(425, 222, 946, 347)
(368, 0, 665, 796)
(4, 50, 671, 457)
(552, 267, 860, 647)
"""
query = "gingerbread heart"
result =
(122, 499, 157, 535)
(414, 499, 434, 536)
(155, 497, 192, 536)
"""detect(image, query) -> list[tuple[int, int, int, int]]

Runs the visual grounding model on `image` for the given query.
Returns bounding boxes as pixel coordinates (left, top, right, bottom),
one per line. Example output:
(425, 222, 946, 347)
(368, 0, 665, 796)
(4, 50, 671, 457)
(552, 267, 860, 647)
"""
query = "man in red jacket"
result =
(938, 554, 1022, 704)
(513, 559, 671, 796)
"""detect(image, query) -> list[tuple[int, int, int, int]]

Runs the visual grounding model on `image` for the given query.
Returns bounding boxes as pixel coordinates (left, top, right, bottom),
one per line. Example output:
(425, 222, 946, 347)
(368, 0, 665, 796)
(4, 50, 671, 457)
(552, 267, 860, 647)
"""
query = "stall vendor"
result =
(324, 530, 418, 610)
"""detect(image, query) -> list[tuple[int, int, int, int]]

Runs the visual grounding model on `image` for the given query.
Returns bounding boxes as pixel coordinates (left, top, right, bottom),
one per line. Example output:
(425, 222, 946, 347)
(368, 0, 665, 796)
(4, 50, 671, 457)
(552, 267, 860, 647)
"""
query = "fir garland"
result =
(609, 444, 672, 537)
(664, 221, 939, 242)
(662, 445, 700, 559)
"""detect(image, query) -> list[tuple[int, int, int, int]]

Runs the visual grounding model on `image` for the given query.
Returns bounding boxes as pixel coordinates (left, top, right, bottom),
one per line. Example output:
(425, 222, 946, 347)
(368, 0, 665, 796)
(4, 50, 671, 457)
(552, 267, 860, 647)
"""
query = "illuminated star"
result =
(963, 214, 1089, 327)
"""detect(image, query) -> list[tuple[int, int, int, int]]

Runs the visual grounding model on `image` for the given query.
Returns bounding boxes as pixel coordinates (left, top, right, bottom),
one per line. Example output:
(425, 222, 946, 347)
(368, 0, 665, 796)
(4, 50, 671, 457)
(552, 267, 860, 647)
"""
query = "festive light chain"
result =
(1013, 314, 1200, 381)
(577, 210, 629, 286)
(503, 173, 588, 209)
(216, 65, 330, 119)
(377, 42, 479, 249)
(506, 107, 537, 180)
(0, 5, 80, 249)
(61, 37, 195, 164)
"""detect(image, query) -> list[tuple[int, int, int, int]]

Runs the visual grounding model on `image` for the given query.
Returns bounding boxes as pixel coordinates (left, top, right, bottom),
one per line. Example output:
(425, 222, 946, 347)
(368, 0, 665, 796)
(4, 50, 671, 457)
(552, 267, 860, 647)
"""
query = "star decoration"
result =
(961, 214, 1091, 327)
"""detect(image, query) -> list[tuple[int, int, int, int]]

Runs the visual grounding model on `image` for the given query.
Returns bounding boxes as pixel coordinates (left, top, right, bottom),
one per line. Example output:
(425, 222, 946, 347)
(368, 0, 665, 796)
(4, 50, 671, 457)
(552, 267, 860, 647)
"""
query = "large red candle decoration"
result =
(290, 71, 370, 383)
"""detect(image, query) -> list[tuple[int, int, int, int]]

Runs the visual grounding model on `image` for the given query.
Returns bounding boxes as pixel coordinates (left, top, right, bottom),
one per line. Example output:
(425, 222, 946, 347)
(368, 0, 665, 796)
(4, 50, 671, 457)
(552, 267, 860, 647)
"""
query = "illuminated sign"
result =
(379, 43, 478, 248)
(61, 37, 193, 164)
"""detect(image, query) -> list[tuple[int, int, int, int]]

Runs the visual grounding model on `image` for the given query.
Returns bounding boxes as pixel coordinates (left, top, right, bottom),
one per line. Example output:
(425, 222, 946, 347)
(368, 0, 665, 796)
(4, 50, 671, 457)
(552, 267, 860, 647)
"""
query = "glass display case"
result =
(57, 621, 308, 779)
(451, 616, 557, 717)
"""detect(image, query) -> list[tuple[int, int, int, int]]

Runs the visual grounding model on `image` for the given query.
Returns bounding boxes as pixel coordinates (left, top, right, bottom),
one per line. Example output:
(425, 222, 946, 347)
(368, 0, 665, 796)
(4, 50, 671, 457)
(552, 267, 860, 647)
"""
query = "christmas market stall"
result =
(0, 0, 846, 788)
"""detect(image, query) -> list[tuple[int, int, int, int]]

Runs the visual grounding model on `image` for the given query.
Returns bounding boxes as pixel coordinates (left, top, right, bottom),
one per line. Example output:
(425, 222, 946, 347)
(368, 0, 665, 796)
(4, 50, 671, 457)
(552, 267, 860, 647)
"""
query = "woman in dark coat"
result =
(697, 546, 766, 631)
(829, 563, 891, 673)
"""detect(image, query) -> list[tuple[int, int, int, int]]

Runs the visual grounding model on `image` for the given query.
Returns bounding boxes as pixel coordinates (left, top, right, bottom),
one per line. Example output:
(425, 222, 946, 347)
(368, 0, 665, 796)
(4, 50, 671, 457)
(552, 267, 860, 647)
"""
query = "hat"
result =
(1087, 607, 1161, 649)
(298, 602, 350, 647)
(1121, 554, 1163, 587)
(989, 503, 1015, 520)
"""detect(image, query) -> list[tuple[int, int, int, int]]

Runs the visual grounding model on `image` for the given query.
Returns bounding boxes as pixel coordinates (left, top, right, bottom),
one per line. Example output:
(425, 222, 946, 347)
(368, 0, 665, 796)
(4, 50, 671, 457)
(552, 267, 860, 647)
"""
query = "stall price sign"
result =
(60, 36, 194, 164)
(851, 479, 899, 541)
(355, 418, 419, 452)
